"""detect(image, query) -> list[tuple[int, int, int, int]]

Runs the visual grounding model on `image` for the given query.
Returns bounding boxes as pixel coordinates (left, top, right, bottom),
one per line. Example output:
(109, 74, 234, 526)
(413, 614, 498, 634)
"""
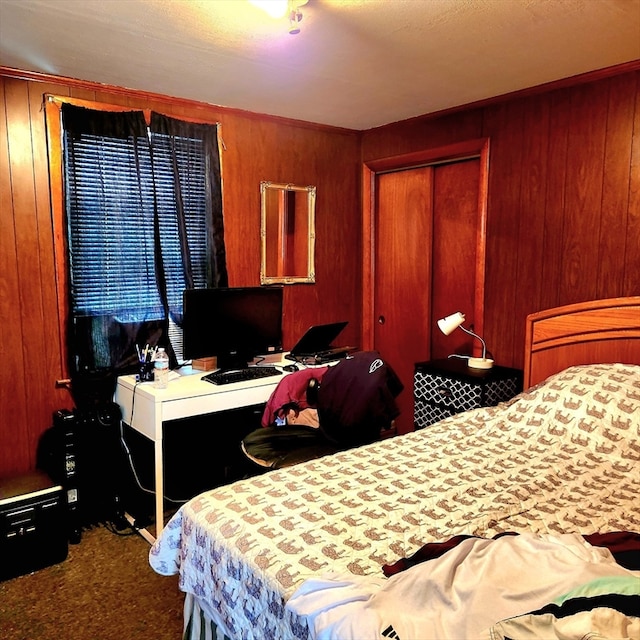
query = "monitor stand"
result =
(216, 351, 250, 371)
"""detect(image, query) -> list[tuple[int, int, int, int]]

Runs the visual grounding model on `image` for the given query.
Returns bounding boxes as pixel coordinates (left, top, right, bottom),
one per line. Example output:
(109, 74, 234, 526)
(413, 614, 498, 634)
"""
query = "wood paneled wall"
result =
(361, 66, 640, 372)
(2, 63, 638, 476)
(0, 73, 361, 477)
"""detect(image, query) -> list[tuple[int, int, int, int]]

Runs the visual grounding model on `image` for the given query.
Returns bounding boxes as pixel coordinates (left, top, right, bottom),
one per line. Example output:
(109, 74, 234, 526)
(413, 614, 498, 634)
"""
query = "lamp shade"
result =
(437, 312, 466, 336)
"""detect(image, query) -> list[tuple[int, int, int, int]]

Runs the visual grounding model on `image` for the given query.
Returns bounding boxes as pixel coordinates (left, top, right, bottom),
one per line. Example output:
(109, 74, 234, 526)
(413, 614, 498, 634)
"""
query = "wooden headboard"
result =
(523, 296, 640, 389)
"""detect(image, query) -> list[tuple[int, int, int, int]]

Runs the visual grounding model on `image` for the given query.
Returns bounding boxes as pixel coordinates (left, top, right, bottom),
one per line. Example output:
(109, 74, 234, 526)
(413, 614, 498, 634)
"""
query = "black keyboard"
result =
(201, 366, 283, 386)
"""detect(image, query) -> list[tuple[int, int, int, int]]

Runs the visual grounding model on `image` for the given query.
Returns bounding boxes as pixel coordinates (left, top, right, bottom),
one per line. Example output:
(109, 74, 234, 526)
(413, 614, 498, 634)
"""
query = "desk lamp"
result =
(437, 312, 494, 370)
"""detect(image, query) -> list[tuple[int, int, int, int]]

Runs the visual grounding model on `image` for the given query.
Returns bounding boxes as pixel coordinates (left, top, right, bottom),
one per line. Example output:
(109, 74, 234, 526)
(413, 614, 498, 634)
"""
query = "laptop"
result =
(286, 321, 354, 363)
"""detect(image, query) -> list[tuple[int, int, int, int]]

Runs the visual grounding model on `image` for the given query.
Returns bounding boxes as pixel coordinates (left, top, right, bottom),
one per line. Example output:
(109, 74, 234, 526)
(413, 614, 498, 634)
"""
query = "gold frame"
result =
(260, 181, 316, 284)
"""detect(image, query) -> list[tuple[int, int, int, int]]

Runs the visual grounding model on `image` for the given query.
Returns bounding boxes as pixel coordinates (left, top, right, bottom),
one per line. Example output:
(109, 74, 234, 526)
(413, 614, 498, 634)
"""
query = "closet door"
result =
(370, 156, 483, 435)
(430, 158, 482, 359)
(374, 166, 434, 434)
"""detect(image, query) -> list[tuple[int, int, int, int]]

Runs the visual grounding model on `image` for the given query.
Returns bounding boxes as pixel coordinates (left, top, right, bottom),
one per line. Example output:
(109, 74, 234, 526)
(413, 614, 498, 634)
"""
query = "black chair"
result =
(241, 351, 403, 470)
(241, 376, 340, 469)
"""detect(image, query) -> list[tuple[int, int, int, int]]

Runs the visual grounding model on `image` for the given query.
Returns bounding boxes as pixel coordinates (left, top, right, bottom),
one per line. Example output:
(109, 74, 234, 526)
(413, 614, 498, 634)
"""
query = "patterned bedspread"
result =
(149, 363, 640, 640)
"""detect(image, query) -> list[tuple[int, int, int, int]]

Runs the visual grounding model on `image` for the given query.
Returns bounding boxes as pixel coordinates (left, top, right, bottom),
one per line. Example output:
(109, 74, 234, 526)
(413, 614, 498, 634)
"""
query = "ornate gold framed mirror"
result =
(260, 181, 316, 284)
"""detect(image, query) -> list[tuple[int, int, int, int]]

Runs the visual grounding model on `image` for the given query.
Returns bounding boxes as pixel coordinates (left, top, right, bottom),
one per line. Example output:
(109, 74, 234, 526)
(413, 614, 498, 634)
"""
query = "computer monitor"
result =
(182, 286, 283, 369)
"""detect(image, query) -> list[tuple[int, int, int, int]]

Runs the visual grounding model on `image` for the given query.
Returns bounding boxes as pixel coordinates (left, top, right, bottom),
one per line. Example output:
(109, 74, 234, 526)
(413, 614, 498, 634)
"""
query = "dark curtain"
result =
(61, 104, 227, 400)
(149, 112, 228, 329)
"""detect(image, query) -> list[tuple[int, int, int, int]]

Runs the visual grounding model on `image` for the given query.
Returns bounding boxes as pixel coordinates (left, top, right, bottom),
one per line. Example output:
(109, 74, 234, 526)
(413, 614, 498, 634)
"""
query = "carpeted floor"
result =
(0, 523, 184, 640)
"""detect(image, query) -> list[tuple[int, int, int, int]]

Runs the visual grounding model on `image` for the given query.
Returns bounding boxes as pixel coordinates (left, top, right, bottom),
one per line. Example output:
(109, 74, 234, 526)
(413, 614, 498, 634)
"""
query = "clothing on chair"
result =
(317, 350, 403, 447)
(261, 366, 329, 427)
(243, 352, 403, 470)
(286, 407, 320, 429)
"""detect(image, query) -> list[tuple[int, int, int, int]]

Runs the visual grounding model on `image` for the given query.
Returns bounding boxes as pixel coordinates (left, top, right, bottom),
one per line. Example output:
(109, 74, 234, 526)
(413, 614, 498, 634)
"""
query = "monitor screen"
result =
(182, 287, 283, 368)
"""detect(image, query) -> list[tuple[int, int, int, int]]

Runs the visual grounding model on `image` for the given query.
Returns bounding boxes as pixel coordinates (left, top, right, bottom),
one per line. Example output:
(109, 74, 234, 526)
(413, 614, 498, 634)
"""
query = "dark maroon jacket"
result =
(317, 351, 404, 447)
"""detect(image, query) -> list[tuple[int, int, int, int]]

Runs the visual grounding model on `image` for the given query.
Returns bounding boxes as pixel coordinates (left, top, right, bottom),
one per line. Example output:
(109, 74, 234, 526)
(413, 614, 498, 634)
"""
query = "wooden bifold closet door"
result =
(372, 157, 482, 434)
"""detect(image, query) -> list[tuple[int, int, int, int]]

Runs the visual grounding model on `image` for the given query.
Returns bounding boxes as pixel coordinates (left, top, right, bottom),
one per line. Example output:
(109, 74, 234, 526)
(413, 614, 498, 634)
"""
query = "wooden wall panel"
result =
(513, 94, 549, 320)
(0, 73, 361, 476)
(430, 159, 480, 359)
(0, 79, 31, 475)
(212, 112, 362, 347)
(27, 82, 73, 469)
(361, 67, 640, 373)
(625, 76, 640, 294)
(560, 81, 608, 304)
(597, 74, 635, 299)
(3, 78, 69, 474)
(539, 88, 571, 312)
(2, 64, 638, 474)
(481, 99, 526, 368)
(362, 109, 484, 162)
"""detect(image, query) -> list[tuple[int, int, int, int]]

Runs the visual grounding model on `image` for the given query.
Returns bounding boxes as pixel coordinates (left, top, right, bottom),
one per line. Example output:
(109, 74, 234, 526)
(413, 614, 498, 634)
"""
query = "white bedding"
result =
(149, 363, 640, 640)
(286, 532, 639, 639)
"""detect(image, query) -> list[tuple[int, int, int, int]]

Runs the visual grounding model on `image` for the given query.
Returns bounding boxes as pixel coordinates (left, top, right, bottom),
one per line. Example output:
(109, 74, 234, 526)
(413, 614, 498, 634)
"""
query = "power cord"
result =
(121, 379, 187, 506)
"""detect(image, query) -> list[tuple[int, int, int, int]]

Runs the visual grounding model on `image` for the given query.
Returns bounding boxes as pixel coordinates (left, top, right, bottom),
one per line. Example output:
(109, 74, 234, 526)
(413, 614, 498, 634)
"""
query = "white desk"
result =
(114, 366, 286, 537)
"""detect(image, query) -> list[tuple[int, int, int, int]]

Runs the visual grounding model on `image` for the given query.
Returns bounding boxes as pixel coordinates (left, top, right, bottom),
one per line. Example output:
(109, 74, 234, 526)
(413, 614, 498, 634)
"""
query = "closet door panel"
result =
(430, 158, 481, 359)
(366, 142, 487, 435)
(374, 166, 433, 434)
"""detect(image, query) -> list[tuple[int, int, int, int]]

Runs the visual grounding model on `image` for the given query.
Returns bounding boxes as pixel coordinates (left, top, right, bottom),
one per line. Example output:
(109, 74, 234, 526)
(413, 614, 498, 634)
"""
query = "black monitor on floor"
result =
(182, 287, 283, 369)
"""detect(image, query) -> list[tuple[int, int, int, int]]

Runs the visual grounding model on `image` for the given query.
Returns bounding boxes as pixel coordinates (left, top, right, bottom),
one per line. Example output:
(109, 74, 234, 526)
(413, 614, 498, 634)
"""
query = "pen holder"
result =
(138, 360, 154, 382)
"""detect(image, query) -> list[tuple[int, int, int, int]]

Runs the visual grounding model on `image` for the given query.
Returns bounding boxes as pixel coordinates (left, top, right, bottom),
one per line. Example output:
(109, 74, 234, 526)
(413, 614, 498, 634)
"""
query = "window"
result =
(52, 101, 227, 377)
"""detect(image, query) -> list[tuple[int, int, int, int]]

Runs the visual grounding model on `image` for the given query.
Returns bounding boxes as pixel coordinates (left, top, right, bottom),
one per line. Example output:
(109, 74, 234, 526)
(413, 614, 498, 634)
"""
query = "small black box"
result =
(0, 471, 68, 581)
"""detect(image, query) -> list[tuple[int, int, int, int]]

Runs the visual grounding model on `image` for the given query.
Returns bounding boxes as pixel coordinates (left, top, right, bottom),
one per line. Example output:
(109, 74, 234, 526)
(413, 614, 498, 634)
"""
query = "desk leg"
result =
(123, 512, 156, 545)
(154, 437, 164, 536)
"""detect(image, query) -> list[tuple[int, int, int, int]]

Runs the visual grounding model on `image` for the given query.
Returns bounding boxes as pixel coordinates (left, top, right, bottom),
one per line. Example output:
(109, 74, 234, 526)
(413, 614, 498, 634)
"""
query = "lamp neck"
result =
(458, 324, 487, 359)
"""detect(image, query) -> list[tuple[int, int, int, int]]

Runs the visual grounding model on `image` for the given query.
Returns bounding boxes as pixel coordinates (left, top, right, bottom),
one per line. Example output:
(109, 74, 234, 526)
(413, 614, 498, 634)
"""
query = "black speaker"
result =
(38, 403, 124, 541)
(72, 403, 124, 528)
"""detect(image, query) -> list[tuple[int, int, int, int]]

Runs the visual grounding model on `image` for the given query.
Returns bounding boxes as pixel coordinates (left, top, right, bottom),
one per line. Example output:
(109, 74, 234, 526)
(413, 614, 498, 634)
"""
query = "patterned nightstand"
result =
(414, 359, 523, 429)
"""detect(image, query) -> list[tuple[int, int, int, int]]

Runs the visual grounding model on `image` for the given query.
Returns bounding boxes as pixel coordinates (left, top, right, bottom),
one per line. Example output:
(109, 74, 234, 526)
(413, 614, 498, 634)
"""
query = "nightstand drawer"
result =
(413, 359, 523, 429)
(414, 371, 483, 409)
(414, 399, 456, 427)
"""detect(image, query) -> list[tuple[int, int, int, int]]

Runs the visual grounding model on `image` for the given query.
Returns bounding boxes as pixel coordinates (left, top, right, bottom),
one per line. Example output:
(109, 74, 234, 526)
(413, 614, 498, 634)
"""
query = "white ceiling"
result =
(1, 0, 639, 130)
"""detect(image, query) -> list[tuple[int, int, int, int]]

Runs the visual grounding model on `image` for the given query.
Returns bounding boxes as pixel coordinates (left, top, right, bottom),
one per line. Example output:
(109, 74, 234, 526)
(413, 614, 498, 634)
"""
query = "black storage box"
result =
(0, 471, 68, 581)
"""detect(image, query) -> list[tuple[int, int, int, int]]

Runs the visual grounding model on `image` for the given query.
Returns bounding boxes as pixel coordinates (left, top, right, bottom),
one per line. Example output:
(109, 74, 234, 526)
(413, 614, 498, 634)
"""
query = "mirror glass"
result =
(260, 181, 316, 284)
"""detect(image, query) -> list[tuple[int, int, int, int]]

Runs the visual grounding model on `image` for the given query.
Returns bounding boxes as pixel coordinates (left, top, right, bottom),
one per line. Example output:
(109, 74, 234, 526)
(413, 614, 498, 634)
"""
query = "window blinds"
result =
(61, 104, 226, 373)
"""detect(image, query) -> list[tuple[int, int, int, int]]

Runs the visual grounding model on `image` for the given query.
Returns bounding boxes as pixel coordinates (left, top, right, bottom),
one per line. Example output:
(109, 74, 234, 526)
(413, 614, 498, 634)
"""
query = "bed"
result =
(150, 297, 640, 640)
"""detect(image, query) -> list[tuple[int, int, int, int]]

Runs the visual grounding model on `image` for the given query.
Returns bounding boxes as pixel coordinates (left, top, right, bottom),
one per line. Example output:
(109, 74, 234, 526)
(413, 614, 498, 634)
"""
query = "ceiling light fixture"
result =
(288, 5, 303, 34)
(249, 1, 288, 19)
(250, 0, 309, 34)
